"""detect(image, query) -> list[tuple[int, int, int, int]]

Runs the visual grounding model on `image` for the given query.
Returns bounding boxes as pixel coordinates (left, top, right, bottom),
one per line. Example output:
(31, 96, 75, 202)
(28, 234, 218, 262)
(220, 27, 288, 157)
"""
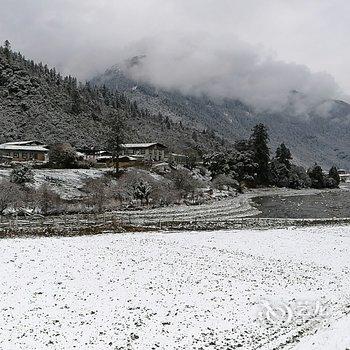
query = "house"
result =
(168, 153, 189, 164)
(0, 141, 49, 162)
(120, 143, 167, 161)
(338, 169, 350, 182)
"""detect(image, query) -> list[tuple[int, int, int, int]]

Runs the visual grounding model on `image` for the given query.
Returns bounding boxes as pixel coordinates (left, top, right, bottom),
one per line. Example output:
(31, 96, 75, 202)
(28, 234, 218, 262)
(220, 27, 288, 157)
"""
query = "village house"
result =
(78, 143, 167, 166)
(338, 169, 350, 182)
(168, 153, 189, 164)
(120, 143, 167, 161)
(92, 151, 140, 168)
(0, 141, 49, 162)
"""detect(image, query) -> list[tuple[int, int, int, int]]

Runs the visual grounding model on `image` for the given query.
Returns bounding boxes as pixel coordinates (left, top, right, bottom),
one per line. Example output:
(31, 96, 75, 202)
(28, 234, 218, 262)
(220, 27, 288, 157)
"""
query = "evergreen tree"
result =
(10, 164, 34, 185)
(3, 40, 11, 59)
(250, 124, 270, 185)
(71, 89, 82, 114)
(276, 143, 292, 168)
(307, 163, 325, 189)
(329, 166, 340, 186)
(165, 116, 171, 129)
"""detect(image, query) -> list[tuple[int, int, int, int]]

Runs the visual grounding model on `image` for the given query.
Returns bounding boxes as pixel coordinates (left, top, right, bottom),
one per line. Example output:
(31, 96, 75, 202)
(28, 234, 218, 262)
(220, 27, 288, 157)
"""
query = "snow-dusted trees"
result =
(10, 164, 34, 185)
(49, 143, 78, 168)
(307, 164, 338, 189)
(212, 174, 239, 191)
(3, 40, 11, 59)
(132, 180, 152, 205)
(167, 168, 201, 201)
(205, 124, 339, 190)
(275, 143, 292, 168)
(0, 180, 22, 214)
(250, 124, 270, 185)
(329, 166, 340, 186)
(269, 143, 311, 189)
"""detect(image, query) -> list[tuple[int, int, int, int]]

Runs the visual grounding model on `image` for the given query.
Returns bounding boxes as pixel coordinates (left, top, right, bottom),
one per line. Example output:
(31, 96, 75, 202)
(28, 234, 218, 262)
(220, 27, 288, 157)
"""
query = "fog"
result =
(0, 0, 349, 111)
(120, 34, 339, 112)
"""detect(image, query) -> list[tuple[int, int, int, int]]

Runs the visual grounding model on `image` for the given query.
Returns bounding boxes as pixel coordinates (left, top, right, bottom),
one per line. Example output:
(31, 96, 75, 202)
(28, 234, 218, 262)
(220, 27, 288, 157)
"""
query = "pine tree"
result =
(308, 163, 324, 189)
(3, 40, 11, 59)
(276, 143, 292, 168)
(192, 130, 198, 142)
(329, 166, 340, 186)
(71, 89, 82, 114)
(165, 116, 171, 129)
(250, 124, 270, 185)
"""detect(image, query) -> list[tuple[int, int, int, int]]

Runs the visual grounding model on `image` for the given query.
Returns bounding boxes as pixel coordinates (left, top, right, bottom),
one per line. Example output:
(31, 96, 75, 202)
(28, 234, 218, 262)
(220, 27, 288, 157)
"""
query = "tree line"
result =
(204, 123, 340, 190)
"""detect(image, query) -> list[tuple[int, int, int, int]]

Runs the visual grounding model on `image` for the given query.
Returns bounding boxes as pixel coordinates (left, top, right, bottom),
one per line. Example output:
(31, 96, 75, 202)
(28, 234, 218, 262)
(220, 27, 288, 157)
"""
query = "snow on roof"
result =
(4, 140, 46, 146)
(96, 155, 112, 160)
(121, 143, 166, 149)
(0, 143, 49, 152)
(171, 153, 188, 157)
(96, 155, 138, 161)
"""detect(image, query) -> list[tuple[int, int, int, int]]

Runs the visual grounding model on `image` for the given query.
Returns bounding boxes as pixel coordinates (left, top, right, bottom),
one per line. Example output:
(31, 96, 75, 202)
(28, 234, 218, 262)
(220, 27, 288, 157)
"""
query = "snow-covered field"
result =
(0, 226, 349, 349)
(0, 168, 107, 199)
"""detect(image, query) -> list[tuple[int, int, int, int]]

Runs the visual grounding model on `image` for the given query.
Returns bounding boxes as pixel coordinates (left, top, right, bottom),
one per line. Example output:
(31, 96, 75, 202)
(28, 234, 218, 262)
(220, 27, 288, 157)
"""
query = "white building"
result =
(120, 143, 167, 161)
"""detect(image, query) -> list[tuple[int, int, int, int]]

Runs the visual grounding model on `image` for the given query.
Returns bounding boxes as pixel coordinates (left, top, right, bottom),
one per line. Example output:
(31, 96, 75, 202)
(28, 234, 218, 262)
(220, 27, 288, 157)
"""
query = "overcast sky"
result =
(1, 0, 349, 109)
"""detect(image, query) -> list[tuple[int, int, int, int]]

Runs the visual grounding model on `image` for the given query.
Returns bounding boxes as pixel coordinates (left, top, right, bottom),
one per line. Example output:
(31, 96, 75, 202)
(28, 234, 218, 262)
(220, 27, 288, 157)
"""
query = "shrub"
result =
(0, 180, 22, 214)
(10, 164, 34, 185)
(49, 143, 78, 168)
(37, 184, 63, 215)
(212, 174, 239, 191)
(131, 180, 153, 205)
(82, 177, 111, 213)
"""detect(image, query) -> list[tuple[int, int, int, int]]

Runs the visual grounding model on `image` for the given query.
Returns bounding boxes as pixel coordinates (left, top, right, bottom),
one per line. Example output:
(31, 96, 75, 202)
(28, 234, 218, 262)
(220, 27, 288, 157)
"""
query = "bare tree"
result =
(37, 184, 62, 215)
(0, 180, 22, 215)
(105, 110, 125, 175)
(82, 178, 111, 213)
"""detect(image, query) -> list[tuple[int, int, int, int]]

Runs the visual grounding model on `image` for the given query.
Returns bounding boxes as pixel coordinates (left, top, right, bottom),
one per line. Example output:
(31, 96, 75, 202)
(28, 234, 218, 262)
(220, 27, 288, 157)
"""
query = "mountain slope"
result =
(0, 47, 226, 154)
(92, 64, 350, 169)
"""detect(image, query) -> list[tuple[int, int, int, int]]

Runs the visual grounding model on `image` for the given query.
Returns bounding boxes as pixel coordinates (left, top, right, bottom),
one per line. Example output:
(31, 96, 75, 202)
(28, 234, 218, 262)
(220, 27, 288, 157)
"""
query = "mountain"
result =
(91, 60, 350, 169)
(0, 47, 226, 154)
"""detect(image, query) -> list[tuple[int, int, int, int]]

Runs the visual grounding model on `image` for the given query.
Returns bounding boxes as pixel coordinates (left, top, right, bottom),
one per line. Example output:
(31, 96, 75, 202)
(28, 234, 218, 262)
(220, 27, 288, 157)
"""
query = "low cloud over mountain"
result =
(119, 34, 339, 113)
(1, 0, 348, 112)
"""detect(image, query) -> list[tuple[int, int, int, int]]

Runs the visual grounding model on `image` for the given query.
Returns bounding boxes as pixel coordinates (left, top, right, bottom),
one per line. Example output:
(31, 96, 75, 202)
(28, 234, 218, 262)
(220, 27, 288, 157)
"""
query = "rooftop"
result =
(4, 140, 46, 146)
(121, 143, 166, 149)
(0, 141, 49, 152)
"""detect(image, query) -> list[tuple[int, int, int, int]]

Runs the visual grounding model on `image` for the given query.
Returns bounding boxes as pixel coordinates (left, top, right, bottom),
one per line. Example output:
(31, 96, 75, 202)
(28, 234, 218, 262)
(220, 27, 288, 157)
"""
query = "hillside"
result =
(91, 62, 350, 169)
(0, 46, 226, 155)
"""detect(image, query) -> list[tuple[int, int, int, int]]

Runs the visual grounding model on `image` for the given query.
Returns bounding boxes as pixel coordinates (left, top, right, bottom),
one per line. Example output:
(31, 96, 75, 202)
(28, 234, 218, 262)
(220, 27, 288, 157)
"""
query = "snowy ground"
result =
(0, 226, 349, 349)
(0, 168, 107, 199)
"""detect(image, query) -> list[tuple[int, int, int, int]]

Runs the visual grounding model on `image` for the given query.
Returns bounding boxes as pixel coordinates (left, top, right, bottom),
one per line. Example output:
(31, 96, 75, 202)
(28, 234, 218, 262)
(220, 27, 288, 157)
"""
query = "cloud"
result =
(121, 33, 339, 112)
(0, 0, 346, 111)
